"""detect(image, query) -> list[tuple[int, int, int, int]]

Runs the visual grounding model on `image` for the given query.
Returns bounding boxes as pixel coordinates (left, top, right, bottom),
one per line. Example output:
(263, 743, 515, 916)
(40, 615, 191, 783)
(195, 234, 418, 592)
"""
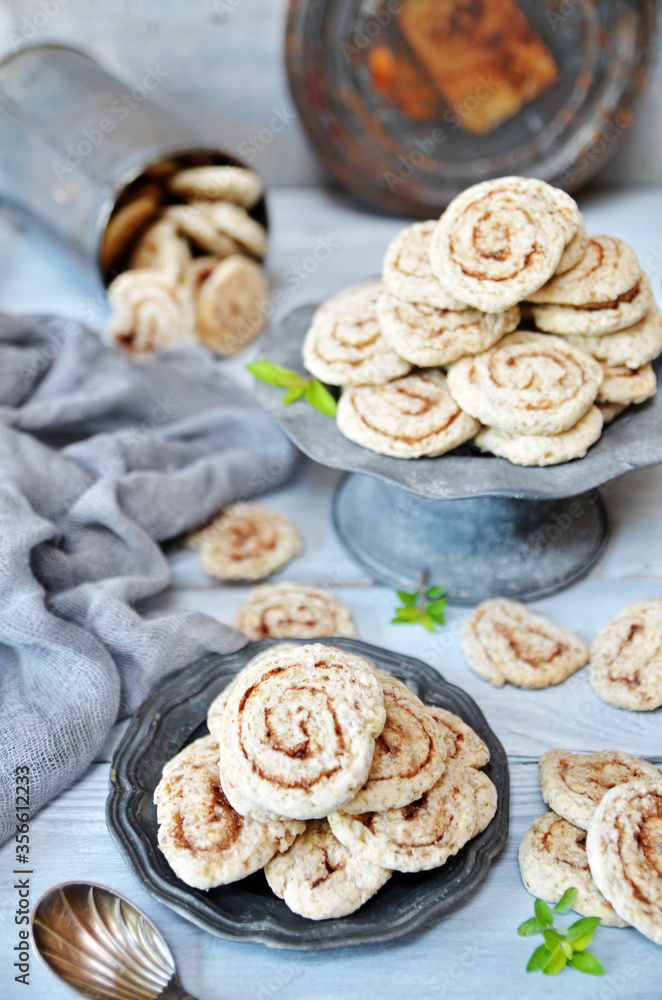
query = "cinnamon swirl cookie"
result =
(342, 671, 447, 814)
(303, 282, 411, 386)
(467, 768, 498, 837)
(518, 811, 627, 926)
(207, 646, 299, 743)
(328, 761, 484, 872)
(447, 332, 603, 436)
(528, 236, 640, 306)
(426, 707, 490, 768)
(430, 178, 575, 312)
(202, 202, 268, 259)
(565, 300, 662, 369)
(382, 221, 469, 311)
(165, 204, 241, 257)
(377, 293, 519, 367)
(108, 270, 194, 354)
(219, 643, 386, 820)
(474, 406, 603, 467)
(554, 218, 588, 275)
(587, 777, 662, 943)
(596, 362, 656, 405)
(336, 370, 480, 458)
(129, 218, 191, 281)
(154, 736, 304, 889)
(195, 254, 269, 356)
(168, 165, 263, 208)
(528, 272, 652, 337)
(187, 503, 302, 580)
(264, 819, 391, 919)
(462, 598, 589, 688)
(101, 185, 161, 273)
(233, 583, 357, 640)
(539, 749, 661, 830)
(589, 599, 662, 711)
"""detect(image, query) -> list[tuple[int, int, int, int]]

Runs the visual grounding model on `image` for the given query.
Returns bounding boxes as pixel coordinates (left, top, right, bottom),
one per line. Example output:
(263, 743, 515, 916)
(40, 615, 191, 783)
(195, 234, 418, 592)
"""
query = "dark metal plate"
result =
(107, 638, 509, 950)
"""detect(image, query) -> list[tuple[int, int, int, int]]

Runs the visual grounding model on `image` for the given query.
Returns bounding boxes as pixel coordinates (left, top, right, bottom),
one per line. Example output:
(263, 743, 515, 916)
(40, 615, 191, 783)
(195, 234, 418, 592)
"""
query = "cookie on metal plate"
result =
(265, 819, 392, 919)
(377, 292, 519, 367)
(528, 271, 652, 336)
(596, 362, 656, 405)
(527, 236, 640, 306)
(426, 706, 490, 768)
(382, 221, 469, 311)
(565, 300, 662, 369)
(336, 369, 480, 458)
(154, 735, 304, 889)
(474, 406, 603, 467)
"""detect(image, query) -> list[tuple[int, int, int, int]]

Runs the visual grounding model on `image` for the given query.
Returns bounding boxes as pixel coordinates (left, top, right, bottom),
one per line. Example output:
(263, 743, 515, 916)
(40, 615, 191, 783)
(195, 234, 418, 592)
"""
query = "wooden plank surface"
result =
(1, 186, 662, 997)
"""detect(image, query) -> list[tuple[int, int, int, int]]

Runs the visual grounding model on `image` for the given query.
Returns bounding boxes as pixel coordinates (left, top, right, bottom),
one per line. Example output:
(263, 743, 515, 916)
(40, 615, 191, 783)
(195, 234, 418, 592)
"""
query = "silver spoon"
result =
(32, 881, 199, 1000)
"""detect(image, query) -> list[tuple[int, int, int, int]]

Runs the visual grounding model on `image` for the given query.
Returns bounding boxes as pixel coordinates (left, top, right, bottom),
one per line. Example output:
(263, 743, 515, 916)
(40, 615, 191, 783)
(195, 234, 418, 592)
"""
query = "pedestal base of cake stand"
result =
(332, 473, 608, 604)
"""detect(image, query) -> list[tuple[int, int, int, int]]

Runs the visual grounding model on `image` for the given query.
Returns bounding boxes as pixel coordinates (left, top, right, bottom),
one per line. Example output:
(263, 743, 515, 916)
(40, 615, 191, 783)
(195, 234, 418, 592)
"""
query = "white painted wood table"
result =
(1, 186, 662, 1000)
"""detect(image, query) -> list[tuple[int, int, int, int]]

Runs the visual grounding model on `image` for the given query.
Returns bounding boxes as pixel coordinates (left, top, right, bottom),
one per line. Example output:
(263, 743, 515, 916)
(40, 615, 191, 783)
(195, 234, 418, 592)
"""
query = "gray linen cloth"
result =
(0, 313, 298, 844)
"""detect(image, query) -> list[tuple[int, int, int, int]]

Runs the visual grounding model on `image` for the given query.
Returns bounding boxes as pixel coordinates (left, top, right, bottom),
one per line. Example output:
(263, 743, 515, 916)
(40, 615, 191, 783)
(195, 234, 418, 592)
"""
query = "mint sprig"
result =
(247, 361, 337, 417)
(518, 890, 604, 976)
(392, 577, 447, 633)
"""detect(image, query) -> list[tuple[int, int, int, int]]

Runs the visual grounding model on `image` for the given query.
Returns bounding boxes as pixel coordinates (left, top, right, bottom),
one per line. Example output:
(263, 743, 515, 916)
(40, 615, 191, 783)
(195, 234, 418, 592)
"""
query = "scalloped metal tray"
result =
(107, 638, 509, 950)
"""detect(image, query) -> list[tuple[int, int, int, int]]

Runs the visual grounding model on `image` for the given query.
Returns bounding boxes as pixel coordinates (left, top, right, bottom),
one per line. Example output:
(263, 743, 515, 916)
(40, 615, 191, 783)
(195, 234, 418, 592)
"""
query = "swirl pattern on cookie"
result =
(430, 178, 573, 312)
(447, 332, 603, 436)
(303, 282, 411, 386)
(196, 254, 269, 356)
(108, 270, 194, 353)
(377, 293, 519, 367)
(554, 218, 588, 275)
(586, 777, 662, 943)
(154, 736, 304, 889)
(518, 811, 627, 926)
(596, 362, 656, 405)
(589, 599, 662, 711)
(426, 707, 490, 768)
(187, 503, 301, 580)
(336, 370, 480, 458)
(539, 748, 661, 829)
(233, 583, 357, 640)
(219, 643, 386, 819)
(462, 598, 589, 688)
(474, 405, 603, 467)
(329, 761, 486, 872)
(168, 165, 263, 208)
(342, 671, 447, 814)
(129, 218, 191, 281)
(264, 819, 391, 919)
(382, 221, 469, 310)
(529, 272, 652, 336)
(565, 300, 662, 368)
(528, 236, 640, 305)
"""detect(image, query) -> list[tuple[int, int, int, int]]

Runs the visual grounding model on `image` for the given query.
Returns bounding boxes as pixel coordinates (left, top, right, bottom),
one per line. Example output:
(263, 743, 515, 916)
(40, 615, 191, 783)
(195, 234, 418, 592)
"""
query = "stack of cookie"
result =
(519, 748, 662, 943)
(105, 164, 269, 356)
(154, 642, 497, 920)
(302, 176, 660, 466)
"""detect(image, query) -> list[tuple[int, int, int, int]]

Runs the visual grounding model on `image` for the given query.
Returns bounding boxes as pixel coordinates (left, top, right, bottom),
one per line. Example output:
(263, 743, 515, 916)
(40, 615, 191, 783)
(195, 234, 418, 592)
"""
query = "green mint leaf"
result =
(393, 606, 422, 622)
(542, 929, 565, 951)
(569, 931, 595, 952)
(391, 617, 410, 625)
(428, 610, 447, 625)
(518, 917, 543, 936)
(534, 898, 554, 927)
(554, 888, 578, 913)
(426, 585, 445, 600)
(526, 944, 550, 972)
(567, 916, 601, 939)
(246, 361, 308, 388)
(426, 599, 447, 618)
(282, 386, 307, 405)
(304, 379, 337, 417)
(420, 612, 436, 632)
(542, 945, 567, 976)
(396, 590, 418, 606)
(568, 951, 604, 976)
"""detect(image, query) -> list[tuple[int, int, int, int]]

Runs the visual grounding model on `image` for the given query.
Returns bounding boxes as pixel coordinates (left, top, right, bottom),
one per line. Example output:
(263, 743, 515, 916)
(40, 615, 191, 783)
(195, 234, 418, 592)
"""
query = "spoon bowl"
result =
(32, 881, 198, 1000)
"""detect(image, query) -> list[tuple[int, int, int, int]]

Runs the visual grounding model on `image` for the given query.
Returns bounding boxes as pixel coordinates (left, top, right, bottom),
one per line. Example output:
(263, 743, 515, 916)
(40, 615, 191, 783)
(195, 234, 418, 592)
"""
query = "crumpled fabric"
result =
(0, 313, 298, 844)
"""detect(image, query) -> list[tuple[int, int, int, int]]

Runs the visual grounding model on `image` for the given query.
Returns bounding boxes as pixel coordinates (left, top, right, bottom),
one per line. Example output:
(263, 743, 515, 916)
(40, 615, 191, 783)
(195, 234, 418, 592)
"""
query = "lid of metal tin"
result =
(285, 0, 655, 216)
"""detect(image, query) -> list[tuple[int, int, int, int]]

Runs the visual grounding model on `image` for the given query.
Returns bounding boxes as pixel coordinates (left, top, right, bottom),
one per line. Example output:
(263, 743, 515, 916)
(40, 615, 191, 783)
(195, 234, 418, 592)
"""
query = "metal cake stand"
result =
(256, 304, 662, 603)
